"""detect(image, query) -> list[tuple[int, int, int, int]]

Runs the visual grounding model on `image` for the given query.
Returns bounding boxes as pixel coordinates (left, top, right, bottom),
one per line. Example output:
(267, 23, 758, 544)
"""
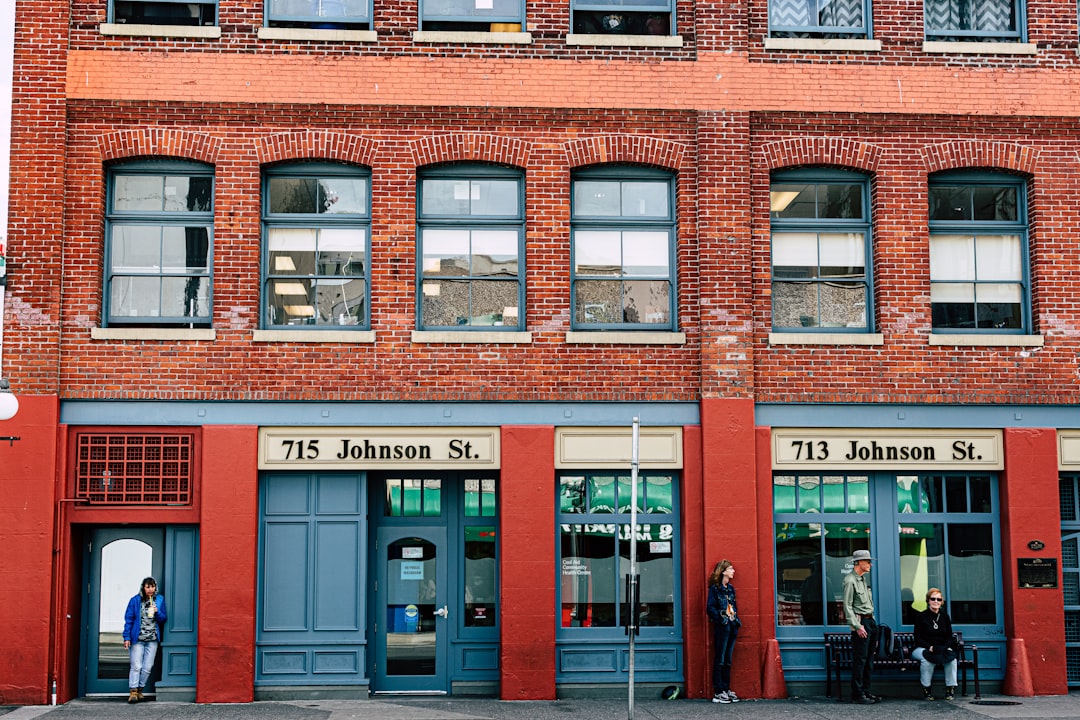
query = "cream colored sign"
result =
(772, 429, 1002, 470)
(1058, 431, 1080, 470)
(260, 427, 499, 470)
(556, 427, 682, 469)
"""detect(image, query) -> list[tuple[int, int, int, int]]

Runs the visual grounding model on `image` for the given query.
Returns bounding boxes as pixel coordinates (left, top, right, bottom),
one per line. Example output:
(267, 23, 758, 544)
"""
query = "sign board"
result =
(1017, 558, 1058, 589)
(772, 429, 1003, 470)
(260, 427, 499, 470)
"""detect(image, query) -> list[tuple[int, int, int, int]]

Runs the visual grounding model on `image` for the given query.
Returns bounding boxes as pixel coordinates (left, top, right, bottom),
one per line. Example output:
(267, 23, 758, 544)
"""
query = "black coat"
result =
(913, 607, 954, 651)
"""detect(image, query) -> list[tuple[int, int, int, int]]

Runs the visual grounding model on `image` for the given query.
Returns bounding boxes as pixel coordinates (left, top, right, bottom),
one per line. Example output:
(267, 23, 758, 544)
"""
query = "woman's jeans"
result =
(911, 647, 958, 687)
(129, 640, 159, 690)
(711, 621, 739, 693)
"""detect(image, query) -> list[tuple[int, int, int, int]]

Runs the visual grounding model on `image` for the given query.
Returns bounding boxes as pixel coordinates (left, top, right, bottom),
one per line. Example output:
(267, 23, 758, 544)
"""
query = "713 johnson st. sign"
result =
(260, 427, 500, 470)
(772, 429, 1002, 470)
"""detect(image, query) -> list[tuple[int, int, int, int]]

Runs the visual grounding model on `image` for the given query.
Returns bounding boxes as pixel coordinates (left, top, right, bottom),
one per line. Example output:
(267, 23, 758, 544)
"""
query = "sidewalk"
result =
(2, 693, 1078, 720)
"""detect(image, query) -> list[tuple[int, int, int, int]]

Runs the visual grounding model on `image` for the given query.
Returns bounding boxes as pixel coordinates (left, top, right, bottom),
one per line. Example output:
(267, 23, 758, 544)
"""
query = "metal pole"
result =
(628, 417, 640, 720)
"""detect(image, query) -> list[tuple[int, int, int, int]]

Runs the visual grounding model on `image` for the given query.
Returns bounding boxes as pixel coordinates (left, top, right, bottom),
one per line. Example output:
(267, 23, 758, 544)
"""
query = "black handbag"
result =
(923, 646, 957, 665)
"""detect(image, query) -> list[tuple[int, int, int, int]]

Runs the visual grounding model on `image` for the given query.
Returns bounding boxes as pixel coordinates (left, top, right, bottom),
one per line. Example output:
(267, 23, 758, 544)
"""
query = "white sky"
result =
(1, 0, 13, 250)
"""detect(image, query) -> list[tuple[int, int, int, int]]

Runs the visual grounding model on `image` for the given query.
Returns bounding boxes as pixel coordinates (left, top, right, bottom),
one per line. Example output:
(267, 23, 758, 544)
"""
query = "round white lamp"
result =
(0, 378, 19, 421)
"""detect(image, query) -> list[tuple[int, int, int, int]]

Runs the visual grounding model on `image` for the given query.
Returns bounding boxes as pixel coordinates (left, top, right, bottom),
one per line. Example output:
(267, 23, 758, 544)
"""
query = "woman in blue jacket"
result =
(707, 560, 741, 704)
(122, 577, 167, 703)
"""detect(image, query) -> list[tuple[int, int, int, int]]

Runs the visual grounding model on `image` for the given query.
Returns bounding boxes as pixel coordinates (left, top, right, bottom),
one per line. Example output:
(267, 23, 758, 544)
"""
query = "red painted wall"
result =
(499, 425, 555, 699)
(0, 396, 60, 705)
(1000, 428, 1068, 695)
(196, 426, 259, 702)
(679, 425, 707, 697)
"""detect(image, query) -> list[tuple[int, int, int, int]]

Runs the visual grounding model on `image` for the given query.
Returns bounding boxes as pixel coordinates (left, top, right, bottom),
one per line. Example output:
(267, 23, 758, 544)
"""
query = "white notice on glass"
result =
(401, 561, 424, 580)
(402, 546, 424, 559)
(476, 0, 494, 8)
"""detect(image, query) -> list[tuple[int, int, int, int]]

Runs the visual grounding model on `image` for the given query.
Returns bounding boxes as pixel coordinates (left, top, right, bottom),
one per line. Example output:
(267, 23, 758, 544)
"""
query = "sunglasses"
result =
(929, 597, 943, 602)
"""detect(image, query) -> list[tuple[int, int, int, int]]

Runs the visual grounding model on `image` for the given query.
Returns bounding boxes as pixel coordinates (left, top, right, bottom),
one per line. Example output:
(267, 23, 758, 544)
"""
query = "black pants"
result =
(850, 616, 878, 699)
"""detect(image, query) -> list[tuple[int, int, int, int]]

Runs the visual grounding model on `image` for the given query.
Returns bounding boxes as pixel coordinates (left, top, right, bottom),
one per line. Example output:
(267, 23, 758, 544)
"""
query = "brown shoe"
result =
(136, 688, 145, 701)
(128, 689, 139, 704)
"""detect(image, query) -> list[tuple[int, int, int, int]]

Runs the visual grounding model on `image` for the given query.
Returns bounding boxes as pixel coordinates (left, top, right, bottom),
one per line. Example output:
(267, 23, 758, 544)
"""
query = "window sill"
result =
(412, 30, 533, 45)
(92, 327, 216, 341)
(565, 331, 686, 345)
(769, 332, 884, 346)
(764, 37, 882, 52)
(565, 34, 684, 48)
(929, 333, 1044, 347)
(923, 41, 1037, 55)
(412, 330, 533, 343)
(99, 23, 222, 39)
(258, 27, 378, 42)
(252, 329, 376, 343)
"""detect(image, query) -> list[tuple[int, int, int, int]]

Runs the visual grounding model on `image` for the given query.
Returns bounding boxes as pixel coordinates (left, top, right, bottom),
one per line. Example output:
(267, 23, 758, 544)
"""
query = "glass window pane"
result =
(945, 476, 968, 512)
(975, 235, 1021, 280)
(847, 476, 869, 513)
(421, 279, 467, 326)
(319, 177, 368, 214)
(621, 523, 674, 627)
(645, 476, 673, 513)
(822, 475, 845, 513)
(471, 230, 519, 277)
(111, 225, 162, 271)
(930, 235, 975, 281)
(818, 233, 864, 276)
(771, 184, 816, 219)
(898, 522, 945, 624)
(314, 278, 365, 325)
(161, 226, 209, 272)
(929, 186, 970, 221)
(162, 276, 209, 318)
(422, 229, 470, 276)
(798, 475, 821, 513)
(931, 281, 975, 303)
(560, 523, 616, 627)
(617, 475, 642, 513)
(422, 478, 441, 517)
(464, 525, 496, 627)
(621, 182, 668, 218)
(575, 231, 622, 275)
(923, 476, 945, 512)
(114, 175, 164, 212)
(624, 280, 670, 324)
(775, 522, 821, 625)
(560, 476, 586, 514)
(269, 228, 318, 276)
(589, 475, 617, 513)
(970, 476, 992, 513)
(622, 233, 669, 276)
(819, 281, 867, 329)
(574, 181, 622, 216)
(471, 180, 519, 216)
(166, 175, 212, 212)
(402, 478, 423, 517)
(772, 232, 819, 275)
(772, 282, 819, 329)
(111, 276, 161, 317)
(948, 524, 996, 623)
(826, 522, 870, 625)
(972, 185, 1017, 221)
(385, 478, 401, 516)
(422, 179, 470, 215)
(897, 475, 921, 513)
(774, 476, 796, 513)
(269, 177, 320, 214)
(818, 183, 863, 219)
(575, 280, 621, 324)
(469, 280, 519, 326)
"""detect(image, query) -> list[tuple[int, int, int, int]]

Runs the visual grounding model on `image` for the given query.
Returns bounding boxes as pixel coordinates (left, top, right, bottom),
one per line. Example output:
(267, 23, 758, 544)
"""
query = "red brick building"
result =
(1, 0, 1077, 705)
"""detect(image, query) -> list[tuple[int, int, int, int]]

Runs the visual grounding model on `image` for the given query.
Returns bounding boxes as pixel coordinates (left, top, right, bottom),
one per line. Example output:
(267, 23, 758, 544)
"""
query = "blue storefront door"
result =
(373, 526, 449, 693)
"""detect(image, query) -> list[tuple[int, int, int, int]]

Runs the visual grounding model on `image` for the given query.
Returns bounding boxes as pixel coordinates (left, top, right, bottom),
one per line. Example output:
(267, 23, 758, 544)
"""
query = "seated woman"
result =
(911, 587, 958, 701)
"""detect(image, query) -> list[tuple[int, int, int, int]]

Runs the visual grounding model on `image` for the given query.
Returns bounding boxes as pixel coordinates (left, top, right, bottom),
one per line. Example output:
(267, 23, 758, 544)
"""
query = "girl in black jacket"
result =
(706, 560, 741, 703)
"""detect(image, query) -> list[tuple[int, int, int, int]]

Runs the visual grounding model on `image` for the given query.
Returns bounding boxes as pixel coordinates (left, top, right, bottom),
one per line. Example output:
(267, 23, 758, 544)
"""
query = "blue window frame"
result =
(104, 161, 213, 327)
(929, 172, 1029, 333)
(265, 0, 372, 29)
(769, 0, 870, 39)
(110, 0, 217, 25)
(925, 0, 1024, 42)
(416, 165, 525, 331)
(770, 169, 873, 332)
(571, 0, 673, 36)
(420, 0, 524, 30)
(571, 167, 676, 330)
(262, 163, 371, 330)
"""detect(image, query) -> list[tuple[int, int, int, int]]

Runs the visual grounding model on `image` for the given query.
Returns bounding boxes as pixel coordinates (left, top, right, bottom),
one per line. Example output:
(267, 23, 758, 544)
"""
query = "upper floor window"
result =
(421, 0, 524, 30)
(769, 0, 869, 39)
(928, 172, 1029, 333)
(571, 1, 672, 36)
(110, 0, 217, 25)
(417, 165, 525, 330)
(105, 161, 213, 327)
(924, 0, 1023, 42)
(571, 167, 676, 330)
(266, 0, 371, 29)
(263, 163, 371, 329)
(770, 169, 872, 332)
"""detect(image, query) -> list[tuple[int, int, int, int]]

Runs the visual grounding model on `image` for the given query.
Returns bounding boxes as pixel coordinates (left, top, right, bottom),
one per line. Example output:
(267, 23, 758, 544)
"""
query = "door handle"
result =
(434, 605, 449, 618)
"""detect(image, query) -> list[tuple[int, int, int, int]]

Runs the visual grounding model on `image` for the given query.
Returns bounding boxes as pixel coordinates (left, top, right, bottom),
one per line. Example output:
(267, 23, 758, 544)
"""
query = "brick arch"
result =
(411, 134, 531, 169)
(562, 135, 687, 172)
(97, 128, 221, 164)
(921, 140, 1038, 176)
(761, 137, 883, 174)
(255, 130, 377, 167)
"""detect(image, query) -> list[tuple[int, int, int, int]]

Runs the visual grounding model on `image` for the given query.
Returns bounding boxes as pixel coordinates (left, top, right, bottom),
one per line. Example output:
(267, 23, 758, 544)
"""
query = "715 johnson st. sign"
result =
(260, 427, 500, 470)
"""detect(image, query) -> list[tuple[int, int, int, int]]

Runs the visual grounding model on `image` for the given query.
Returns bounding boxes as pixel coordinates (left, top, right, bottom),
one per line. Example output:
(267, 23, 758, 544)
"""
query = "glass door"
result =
(374, 525, 448, 693)
(83, 528, 165, 696)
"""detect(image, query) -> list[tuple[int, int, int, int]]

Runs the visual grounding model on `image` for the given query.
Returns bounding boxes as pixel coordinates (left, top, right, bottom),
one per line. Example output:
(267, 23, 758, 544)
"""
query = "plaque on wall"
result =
(1017, 558, 1058, 589)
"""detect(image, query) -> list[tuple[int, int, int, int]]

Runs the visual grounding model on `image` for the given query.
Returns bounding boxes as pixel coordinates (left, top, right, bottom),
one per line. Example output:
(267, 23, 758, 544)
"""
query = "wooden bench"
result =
(824, 630, 980, 701)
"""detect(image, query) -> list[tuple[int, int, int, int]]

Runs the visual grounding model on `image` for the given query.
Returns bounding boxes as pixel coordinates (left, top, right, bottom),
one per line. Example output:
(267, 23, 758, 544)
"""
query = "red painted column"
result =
(700, 398, 761, 698)
(0, 395, 60, 705)
(196, 425, 259, 702)
(679, 425, 707, 697)
(499, 425, 555, 699)
(1000, 428, 1067, 695)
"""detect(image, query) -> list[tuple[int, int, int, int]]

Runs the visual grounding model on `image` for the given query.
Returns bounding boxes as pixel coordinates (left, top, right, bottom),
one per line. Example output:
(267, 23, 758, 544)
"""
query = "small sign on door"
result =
(401, 561, 424, 580)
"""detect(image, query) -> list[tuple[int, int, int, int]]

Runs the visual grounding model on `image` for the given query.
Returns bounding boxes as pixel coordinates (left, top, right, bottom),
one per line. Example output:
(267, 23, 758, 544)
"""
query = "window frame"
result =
(769, 168, 874, 334)
(264, 0, 373, 29)
(415, 164, 526, 332)
(570, 165, 677, 332)
(109, 0, 218, 26)
(928, 170, 1031, 334)
(419, 0, 525, 28)
(924, 0, 1025, 42)
(103, 160, 214, 328)
(570, 1, 674, 36)
(261, 162, 373, 331)
(768, 0, 871, 39)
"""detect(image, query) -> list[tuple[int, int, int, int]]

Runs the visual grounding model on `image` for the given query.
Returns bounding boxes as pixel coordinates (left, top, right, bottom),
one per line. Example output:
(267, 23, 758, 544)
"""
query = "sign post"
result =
(627, 417, 640, 720)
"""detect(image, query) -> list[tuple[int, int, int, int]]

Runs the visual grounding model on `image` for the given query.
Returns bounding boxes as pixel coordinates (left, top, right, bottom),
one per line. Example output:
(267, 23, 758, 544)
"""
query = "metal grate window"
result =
(1062, 475, 1080, 685)
(75, 433, 193, 504)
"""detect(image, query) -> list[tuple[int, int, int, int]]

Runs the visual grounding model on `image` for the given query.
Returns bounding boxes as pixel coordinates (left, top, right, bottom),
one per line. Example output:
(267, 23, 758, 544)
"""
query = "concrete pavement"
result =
(1, 693, 1078, 720)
